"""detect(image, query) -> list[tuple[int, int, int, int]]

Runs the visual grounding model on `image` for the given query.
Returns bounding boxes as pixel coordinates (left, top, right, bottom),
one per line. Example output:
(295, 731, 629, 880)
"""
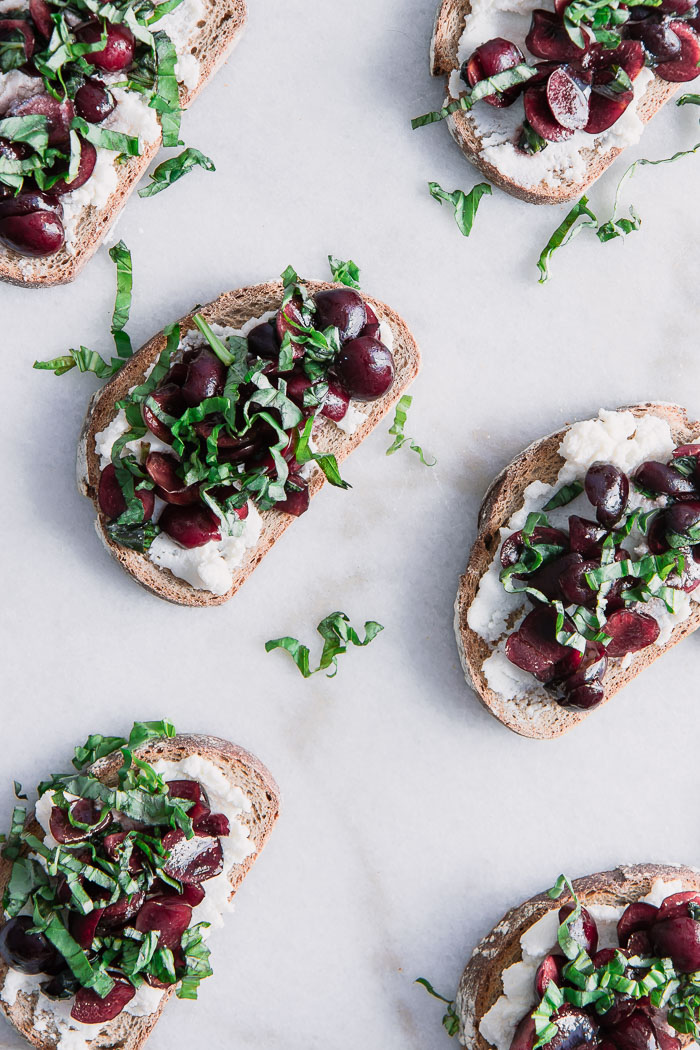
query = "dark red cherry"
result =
(145, 452, 199, 505)
(588, 39, 645, 83)
(0, 210, 64, 257)
(360, 303, 381, 339)
(159, 504, 221, 548)
(626, 930, 652, 955)
(535, 953, 565, 996)
(564, 681, 605, 709)
(79, 19, 135, 72)
(0, 19, 34, 60)
(568, 516, 606, 557)
(500, 526, 568, 568)
(321, 380, 350, 423)
(99, 891, 145, 930)
(546, 66, 590, 129)
(523, 86, 575, 141)
(248, 319, 279, 360)
(604, 609, 659, 657)
(29, 0, 52, 37)
(463, 37, 526, 106)
(335, 336, 394, 400)
(635, 460, 699, 498)
(549, 1004, 600, 1050)
(51, 138, 97, 194)
(510, 1014, 537, 1050)
(102, 832, 144, 873)
(585, 463, 629, 526)
(194, 811, 230, 837)
(156, 880, 206, 907)
(98, 463, 155, 521)
(626, 20, 681, 61)
(314, 288, 367, 342)
(526, 551, 582, 602)
(71, 978, 136, 1023)
(617, 903, 659, 947)
(585, 89, 634, 133)
(161, 829, 224, 883)
(655, 22, 700, 80)
(562, 641, 607, 690)
(610, 1011, 661, 1050)
(0, 917, 62, 975)
(278, 474, 310, 516)
(0, 190, 62, 221)
(135, 898, 192, 949)
(276, 296, 307, 351)
(49, 799, 109, 843)
(505, 606, 582, 683)
(526, 10, 586, 62)
(646, 512, 670, 555)
(70, 908, 104, 950)
(75, 77, 116, 123)
(9, 92, 74, 147)
(559, 904, 598, 954)
(663, 501, 700, 544)
(141, 383, 186, 443)
(181, 347, 226, 406)
(167, 779, 205, 803)
(657, 891, 700, 922)
(558, 556, 598, 607)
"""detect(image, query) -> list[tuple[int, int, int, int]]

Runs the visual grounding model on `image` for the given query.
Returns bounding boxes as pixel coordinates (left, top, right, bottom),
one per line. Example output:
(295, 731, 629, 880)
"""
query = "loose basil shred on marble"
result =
(415, 977, 460, 1037)
(386, 394, 436, 466)
(138, 147, 215, 197)
(265, 611, 384, 678)
(530, 875, 700, 1049)
(1, 719, 218, 1006)
(428, 180, 492, 237)
(328, 255, 361, 289)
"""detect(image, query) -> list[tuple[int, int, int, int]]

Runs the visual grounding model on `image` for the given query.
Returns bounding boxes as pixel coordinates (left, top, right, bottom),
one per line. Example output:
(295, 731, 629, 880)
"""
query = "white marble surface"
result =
(2, 0, 700, 1047)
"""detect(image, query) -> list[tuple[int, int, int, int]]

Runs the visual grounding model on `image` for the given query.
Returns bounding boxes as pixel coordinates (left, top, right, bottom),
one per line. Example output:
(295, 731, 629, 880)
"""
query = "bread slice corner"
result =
(77, 279, 421, 606)
(429, 0, 679, 205)
(0, 732, 280, 1050)
(0, 0, 247, 287)
(455, 402, 700, 739)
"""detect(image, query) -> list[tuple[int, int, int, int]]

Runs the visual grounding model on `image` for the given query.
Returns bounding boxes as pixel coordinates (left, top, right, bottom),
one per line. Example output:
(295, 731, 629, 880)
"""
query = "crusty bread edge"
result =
(76, 279, 421, 607)
(0, 732, 280, 1050)
(0, 0, 248, 288)
(457, 863, 700, 1050)
(454, 402, 700, 739)
(429, 0, 681, 205)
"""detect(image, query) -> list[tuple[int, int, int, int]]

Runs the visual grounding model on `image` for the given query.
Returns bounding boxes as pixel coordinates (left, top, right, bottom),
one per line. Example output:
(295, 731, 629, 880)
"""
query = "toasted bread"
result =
(0, 732, 280, 1050)
(429, 0, 680, 205)
(77, 278, 421, 606)
(454, 402, 700, 739)
(456, 864, 700, 1050)
(0, 0, 247, 288)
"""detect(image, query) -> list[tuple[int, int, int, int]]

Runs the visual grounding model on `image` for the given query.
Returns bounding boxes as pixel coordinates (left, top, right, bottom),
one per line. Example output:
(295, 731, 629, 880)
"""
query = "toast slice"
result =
(0, 0, 247, 288)
(454, 402, 700, 739)
(456, 864, 700, 1050)
(77, 279, 421, 607)
(429, 0, 680, 205)
(0, 732, 280, 1050)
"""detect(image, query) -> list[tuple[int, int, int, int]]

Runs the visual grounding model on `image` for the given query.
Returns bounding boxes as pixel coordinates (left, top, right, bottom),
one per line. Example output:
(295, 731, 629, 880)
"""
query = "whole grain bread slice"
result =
(0, 732, 280, 1050)
(454, 402, 700, 739)
(77, 278, 421, 606)
(456, 863, 700, 1050)
(0, 0, 247, 288)
(429, 0, 680, 205)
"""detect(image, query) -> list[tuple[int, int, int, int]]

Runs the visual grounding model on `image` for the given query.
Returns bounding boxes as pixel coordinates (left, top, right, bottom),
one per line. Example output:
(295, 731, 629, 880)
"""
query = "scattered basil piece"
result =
(71, 116, 140, 157)
(412, 64, 536, 127)
(265, 611, 384, 678)
(294, 417, 350, 490)
(542, 481, 583, 511)
(537, 196, 598, 284)
(138, 147, 215, 197)
(13, 782, 26, 800)
(678, 94, 700, 108)
(519, 120, 548, 154)
(328, 255, 361, 288)
(386, 395, 436, 466)
(428, 180, 491, 237)
(415, 978, 460, 1037)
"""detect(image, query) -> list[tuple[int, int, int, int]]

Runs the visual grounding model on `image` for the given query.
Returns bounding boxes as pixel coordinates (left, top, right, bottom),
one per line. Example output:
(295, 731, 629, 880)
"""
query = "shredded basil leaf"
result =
(428, 180, 491, 237)
(72, 115, 140, 157)
(542, 481, 583, 511)
(265, 611, 384, 678)
(537, 196, 598, 284)
(386, 394, 436, 466)
(328, 255, 361, 289)
(415, 978, 460, 1037)
(150, 31, 182, 147)
(138, 147, 215, 197)
(412, 64, 536, 127)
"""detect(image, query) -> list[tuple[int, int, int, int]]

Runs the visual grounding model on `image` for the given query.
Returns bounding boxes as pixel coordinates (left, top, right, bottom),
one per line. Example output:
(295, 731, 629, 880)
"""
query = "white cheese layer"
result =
(467, 409, 697, 706)
(472, 878, 687, 1050)
(447, 0, 655, 190)
(3, 755, 254, 1050)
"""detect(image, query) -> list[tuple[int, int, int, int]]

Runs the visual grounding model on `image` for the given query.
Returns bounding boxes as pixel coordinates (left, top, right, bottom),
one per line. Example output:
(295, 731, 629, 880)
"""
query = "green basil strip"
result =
(294, 416, 349, 490)
(328, 255, 361, 288)
(3, 858, 48, 917)
(73, 720, 176, 770)
(39, 909, 114, 997)
(585, 551, 682, 588)
(193, 312, 235, 366)
(109, 241, 134, 360)
(150, 31, 182, 147)
(415, 979, 461, 1038)
(2, 805, 27, 862)
(138, 147, 215, 198)
(537, 196, 598, 284)
(177, 923, 213, 999)
(543, 481, 584, 511)
(265, 611, 384, 678)
(428, 180, 491, 237)
(72, 115, 140, 156)
(412, 64, 536, 127)
(678, 94, 700, 108)
(386, 394, 437, 465)
(147, 0, 186, 22)
(0, 114, 49, 155)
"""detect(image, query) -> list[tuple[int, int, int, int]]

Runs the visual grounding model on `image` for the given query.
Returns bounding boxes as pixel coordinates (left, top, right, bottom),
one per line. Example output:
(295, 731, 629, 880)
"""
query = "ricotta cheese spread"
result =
(471, 878, 687, 1050)
(94, 308, 385, 595)
(446, 0, 655, 189)
(3, 755, 254, 1050)
(467, 409, 698, 709)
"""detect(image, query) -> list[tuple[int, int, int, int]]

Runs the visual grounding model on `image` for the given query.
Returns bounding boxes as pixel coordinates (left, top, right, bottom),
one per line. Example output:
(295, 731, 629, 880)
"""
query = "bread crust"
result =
(454, 402, 700, 739)
(429, 0, 680, 205)
(0, 0, 247, 287)
(457, 863, 700, 1050)
(0, 733, 280, 1050)
(77, 279, 421, 606)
